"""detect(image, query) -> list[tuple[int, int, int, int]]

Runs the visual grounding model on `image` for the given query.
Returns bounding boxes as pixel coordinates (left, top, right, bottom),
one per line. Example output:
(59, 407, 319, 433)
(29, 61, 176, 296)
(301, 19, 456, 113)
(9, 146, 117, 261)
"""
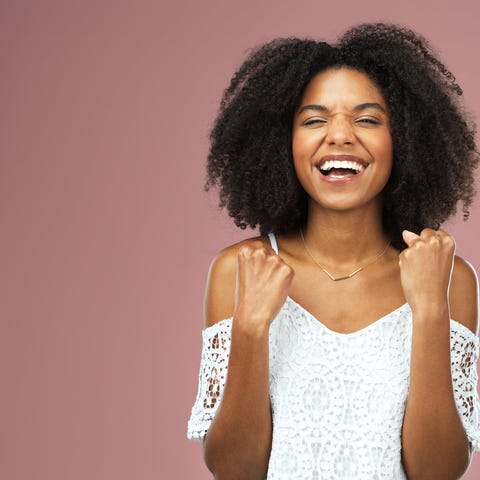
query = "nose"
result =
(325, 116, 354, 145)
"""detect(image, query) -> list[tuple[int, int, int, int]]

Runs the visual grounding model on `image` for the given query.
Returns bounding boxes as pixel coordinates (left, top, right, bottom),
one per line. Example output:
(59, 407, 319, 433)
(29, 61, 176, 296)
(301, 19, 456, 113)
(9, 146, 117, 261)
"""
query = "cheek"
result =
(291, 134, 306, 176)
(291, 142, 310, 191)
(292, 130, 322, 163)
(291, 132, 305, 162)
(376, 138, 394, 186)
(371, 132, 393, 167)
(384, 142, 393, 173)
(292, 155, 307, 187)
(292, 139, 312, 186)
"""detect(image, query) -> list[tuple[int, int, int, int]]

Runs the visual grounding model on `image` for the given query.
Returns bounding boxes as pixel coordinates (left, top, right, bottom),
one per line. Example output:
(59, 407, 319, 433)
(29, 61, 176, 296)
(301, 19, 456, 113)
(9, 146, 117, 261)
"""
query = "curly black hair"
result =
(205, 23, 479, 249)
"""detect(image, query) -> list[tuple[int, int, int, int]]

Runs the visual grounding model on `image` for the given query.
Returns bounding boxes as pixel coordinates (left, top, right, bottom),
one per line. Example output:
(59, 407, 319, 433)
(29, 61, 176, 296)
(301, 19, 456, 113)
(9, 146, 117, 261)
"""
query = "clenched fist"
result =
(233, 241, 295, 331)
(399, 228, 455, 315)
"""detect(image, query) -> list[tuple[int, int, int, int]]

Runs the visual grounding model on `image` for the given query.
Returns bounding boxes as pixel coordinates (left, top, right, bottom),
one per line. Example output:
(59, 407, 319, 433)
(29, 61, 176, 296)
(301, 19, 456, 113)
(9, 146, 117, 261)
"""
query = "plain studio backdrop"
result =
(2, 1, 480, 479)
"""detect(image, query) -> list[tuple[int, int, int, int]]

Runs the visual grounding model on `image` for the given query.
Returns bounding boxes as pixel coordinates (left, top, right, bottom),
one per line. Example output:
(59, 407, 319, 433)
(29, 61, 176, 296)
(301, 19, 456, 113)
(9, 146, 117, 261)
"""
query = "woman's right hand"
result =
(233, 241, 295, 332)
(203, 238, 287, 478)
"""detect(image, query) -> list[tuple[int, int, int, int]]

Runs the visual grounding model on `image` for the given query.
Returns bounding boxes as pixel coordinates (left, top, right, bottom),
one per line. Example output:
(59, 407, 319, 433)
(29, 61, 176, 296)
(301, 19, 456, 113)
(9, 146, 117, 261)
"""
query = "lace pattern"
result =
(187, 318, 232, 441)
(450, 320, 480, 450)
(187, 300, 480, 479)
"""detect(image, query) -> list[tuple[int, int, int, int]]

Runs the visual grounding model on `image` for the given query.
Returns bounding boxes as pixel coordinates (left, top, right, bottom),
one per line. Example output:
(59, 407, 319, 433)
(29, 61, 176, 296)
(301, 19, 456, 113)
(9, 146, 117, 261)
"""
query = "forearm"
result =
(402, 305, 470, 479)
(203, 319, 272, 480)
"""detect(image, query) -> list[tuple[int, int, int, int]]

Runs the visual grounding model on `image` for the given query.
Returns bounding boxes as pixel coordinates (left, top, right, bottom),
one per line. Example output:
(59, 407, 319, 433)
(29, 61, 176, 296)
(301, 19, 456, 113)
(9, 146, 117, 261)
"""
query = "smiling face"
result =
(292, 67, 393, 213)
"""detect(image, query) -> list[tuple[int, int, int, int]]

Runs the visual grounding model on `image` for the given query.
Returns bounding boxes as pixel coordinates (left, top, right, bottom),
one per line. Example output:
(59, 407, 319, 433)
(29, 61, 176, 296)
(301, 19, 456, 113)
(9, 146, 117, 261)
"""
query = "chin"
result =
(309, 194, 384, 213)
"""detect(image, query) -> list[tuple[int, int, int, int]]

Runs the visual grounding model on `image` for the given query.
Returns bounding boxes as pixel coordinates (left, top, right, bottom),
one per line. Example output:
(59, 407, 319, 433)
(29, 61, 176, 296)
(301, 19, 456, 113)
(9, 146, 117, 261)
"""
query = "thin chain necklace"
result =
(299, 228, 391, 281)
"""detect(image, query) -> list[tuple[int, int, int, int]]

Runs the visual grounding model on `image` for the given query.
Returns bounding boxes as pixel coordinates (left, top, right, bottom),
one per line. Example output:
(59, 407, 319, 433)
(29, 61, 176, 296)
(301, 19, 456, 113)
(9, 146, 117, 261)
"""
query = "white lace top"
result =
(187, 234, 480, 479)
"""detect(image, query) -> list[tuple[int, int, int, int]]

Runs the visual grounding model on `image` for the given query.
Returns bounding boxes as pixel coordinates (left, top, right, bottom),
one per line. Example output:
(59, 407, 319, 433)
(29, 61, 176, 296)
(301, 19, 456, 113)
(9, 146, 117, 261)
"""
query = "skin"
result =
(202, 68, 479, 480)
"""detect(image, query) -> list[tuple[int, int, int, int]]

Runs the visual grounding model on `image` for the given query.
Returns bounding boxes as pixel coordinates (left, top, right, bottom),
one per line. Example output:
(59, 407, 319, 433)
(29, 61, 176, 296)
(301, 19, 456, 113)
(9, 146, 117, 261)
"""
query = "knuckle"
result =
(252, 246, 268, 257)
(283, 266, 295, 280)
(239, 243, 268, 259)
(284, 264, 294, 275)
(266, 251, 279, 261)
(442, 235, 455, 246)
(238, 246, 250, 257)
(420, 228, 434, 238)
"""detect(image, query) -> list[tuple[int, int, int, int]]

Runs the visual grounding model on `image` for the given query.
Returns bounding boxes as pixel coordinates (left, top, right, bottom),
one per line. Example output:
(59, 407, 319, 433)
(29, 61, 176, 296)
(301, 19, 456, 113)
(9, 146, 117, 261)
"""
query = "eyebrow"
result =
(297, 102, 387, 115)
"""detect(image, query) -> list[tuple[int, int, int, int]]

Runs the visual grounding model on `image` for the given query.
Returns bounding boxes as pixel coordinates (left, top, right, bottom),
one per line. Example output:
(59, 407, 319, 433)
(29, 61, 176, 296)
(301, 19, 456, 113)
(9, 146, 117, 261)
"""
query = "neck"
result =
(302, 201, 390, 268)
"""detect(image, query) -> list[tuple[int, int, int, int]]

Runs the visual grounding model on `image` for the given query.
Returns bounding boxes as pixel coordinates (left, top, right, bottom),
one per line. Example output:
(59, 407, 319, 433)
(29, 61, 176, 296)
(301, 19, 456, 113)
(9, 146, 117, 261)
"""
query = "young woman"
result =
(187, 23, 480, 479)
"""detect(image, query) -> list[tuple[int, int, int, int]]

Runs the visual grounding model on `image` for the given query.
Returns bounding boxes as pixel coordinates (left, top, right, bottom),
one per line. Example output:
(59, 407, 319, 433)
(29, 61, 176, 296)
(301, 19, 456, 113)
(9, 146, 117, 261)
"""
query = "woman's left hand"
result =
(399, 228, 455, 314)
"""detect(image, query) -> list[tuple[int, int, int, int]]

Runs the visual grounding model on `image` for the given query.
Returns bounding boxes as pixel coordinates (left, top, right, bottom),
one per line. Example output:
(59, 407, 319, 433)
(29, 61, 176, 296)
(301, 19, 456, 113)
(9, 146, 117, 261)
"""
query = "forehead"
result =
(300, 67, 386, 108)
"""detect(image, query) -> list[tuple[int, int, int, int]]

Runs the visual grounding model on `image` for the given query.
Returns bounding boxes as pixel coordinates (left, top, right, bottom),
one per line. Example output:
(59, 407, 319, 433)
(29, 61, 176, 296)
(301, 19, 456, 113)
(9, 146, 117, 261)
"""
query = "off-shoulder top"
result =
(187, 233, 480, 479)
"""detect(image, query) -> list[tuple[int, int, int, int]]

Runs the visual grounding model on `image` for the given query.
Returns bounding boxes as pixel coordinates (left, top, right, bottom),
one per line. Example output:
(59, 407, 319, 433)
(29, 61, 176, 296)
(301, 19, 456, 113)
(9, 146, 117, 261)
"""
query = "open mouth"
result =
(317, 160, 366, 176)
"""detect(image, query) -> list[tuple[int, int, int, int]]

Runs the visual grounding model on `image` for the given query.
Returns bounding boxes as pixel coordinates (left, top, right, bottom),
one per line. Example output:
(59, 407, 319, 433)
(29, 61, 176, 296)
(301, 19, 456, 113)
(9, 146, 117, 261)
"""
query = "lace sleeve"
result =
(187, 319, 233, 441)
(450, 320, 480, 451)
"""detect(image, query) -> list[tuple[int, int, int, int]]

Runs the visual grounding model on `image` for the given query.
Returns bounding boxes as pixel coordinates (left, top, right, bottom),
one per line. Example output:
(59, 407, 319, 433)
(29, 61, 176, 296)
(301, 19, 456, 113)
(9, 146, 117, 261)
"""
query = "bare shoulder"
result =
(449, 255, 479, 335)
(203, 235, 272, 328)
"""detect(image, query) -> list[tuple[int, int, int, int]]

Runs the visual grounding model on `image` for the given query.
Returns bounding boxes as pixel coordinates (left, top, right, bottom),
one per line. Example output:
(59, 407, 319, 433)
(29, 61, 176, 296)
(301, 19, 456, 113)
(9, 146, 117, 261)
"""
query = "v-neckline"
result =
(285, 296, 410, 337)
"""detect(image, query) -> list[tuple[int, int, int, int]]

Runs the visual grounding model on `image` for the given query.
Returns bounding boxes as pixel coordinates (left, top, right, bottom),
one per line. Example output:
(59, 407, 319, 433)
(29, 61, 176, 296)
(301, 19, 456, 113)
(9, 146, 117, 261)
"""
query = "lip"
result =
(321, 172, 359, 185)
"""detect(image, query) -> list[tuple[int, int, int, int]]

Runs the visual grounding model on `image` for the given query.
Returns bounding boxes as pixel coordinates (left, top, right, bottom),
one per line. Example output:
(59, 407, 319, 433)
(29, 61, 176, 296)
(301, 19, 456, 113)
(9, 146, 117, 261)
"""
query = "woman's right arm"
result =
(203, 239, 294, 480)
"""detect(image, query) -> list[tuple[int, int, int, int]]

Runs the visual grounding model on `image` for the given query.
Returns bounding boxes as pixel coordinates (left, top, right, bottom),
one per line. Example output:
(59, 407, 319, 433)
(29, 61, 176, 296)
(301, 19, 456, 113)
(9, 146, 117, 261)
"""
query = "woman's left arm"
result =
(400, 228, 479, 480)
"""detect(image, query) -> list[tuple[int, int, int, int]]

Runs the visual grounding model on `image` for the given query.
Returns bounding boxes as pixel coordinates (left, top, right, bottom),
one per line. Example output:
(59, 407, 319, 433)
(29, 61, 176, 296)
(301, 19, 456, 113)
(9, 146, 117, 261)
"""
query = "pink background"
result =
(2, 1, 480, 478)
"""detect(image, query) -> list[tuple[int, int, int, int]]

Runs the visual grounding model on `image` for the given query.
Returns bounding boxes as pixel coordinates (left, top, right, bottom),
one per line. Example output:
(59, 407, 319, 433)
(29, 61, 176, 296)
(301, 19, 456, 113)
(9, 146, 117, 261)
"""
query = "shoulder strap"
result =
(268, 232, 279, 254)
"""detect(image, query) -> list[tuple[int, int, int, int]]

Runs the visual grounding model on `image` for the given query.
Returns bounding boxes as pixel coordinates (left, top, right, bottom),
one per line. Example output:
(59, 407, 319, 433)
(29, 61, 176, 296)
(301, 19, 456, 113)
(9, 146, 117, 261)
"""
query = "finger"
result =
(435, 229, 451, 240)
(402, 229, 421, 247)
(420, 229, 440, 240)
(436, 230, 456, 251)
(251, 240, 277, 257)
(420, 229, 450, 247)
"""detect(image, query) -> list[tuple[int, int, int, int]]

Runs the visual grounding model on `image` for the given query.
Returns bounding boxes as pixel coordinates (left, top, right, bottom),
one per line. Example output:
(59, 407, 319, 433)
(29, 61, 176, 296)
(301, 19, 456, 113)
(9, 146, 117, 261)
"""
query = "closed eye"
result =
(357, 118, 380, 125)
(303, 118, 327, 126)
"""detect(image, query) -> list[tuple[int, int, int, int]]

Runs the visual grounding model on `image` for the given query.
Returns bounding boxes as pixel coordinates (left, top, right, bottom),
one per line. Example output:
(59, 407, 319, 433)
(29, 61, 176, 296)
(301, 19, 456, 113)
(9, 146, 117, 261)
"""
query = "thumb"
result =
(402, 229, 420, 246)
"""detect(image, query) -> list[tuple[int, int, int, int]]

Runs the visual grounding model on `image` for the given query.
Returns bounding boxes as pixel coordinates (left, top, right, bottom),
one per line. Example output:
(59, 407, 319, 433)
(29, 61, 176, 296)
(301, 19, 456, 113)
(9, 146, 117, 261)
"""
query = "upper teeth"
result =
(319, 160, 365, 172)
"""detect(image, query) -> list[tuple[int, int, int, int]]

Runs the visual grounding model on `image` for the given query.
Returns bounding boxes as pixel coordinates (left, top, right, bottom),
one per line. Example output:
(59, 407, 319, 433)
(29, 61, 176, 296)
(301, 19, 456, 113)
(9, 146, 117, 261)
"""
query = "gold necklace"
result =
(299, 228, 391, 281)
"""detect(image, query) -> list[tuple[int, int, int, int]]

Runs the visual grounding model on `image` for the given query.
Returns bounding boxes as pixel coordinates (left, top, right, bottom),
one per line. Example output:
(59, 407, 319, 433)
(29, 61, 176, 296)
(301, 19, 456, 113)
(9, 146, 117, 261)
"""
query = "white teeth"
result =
(319, 160, 365, 172)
